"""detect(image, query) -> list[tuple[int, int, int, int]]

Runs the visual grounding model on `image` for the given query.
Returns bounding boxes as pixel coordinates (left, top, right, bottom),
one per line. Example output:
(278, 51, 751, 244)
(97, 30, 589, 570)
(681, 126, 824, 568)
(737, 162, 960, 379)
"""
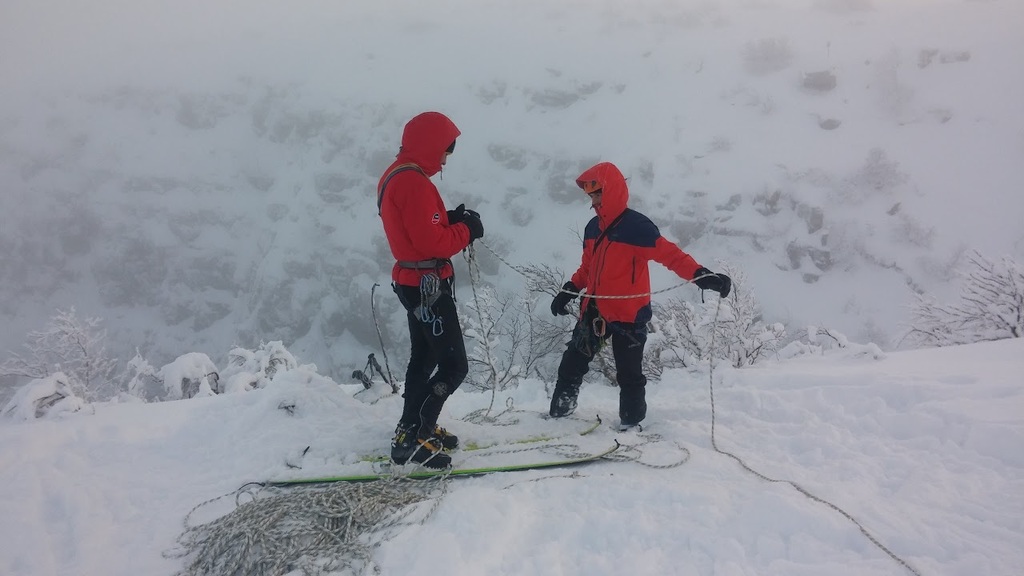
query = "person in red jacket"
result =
(549, 161, 731, 430)
(377, 111, 484, 468)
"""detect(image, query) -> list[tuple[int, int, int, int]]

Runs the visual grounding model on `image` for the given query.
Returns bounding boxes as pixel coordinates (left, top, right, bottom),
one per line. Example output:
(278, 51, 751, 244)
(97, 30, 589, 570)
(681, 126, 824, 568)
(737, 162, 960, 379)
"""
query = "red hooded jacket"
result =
(377, 112, 471, 286)
(570, 162, 703, 324)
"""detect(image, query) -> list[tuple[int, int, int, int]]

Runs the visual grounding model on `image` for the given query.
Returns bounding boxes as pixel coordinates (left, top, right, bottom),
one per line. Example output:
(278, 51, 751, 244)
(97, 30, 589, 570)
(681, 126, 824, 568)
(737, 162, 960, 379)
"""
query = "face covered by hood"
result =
(576, 162, 629, 226)
(396, 111, 462, 176)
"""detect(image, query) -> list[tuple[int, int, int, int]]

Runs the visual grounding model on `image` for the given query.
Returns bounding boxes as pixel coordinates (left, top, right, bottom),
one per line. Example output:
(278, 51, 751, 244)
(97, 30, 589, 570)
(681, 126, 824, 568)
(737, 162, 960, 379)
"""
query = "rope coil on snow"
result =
(167, 478, 448, 576)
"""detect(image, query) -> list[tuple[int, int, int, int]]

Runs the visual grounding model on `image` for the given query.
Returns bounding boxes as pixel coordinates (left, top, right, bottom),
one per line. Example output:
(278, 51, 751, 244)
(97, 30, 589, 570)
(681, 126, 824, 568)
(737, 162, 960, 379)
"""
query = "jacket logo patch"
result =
(432, 212, 441, 224)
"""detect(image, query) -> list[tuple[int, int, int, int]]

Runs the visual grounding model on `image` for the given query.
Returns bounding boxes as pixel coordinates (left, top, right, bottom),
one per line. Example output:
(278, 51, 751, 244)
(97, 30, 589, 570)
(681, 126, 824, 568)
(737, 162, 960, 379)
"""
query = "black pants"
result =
(553, 305, 648, 424)
(394, 281, 468, 438)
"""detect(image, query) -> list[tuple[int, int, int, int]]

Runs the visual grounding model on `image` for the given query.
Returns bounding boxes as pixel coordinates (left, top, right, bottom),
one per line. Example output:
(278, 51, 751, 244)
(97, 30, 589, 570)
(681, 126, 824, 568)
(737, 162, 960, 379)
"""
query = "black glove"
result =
(446, 203, 466, 224)
(550, 281, 579, 316)
(447, 204, 480, 225)
(462, 211, 484, 242)
(692, 267, 732, 298)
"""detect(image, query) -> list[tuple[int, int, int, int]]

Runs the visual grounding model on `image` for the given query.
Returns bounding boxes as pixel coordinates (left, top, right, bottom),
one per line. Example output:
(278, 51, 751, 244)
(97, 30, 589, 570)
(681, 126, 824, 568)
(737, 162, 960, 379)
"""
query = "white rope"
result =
(167, 478, 447, 576)
(463, 243, 502, 419)
(705, 297, 923, 576)
(474, 239, 700, 299)
(603, 431, 692, 470)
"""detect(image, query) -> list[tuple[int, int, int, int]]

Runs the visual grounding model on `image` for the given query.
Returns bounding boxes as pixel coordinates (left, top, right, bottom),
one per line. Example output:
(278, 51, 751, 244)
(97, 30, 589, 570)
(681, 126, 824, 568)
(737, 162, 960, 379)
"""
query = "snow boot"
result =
(549, 383, 580, 418)
(391, 424, 451, 469)
(433, 425, 459, 451)
(410, 437, 452, 469)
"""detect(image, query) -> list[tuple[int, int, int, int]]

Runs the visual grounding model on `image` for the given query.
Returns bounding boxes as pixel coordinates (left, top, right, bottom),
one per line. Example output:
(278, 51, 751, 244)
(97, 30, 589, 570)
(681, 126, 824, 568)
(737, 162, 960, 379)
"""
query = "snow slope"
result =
(1, 338, 1021, 575)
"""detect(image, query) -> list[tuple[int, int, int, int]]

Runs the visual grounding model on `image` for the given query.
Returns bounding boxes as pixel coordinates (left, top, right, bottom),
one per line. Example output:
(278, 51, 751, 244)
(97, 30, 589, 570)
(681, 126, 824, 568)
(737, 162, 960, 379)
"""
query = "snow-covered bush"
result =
(647, 265, 785, 372)
(704, 266, 787, 368)
(220, 341, 298, 393)
(1, 372, 88, 420)
(777, 326, 885, 360)
(462, 283, 522, 393)
(491, 262, 574, 384)
(646, 297, 703, 378)
(0, 307, 118, 402)
(122, 351, 160, 402)
(904, 251, 1024, 348)
(161, 352, 220, 400)
(462, 281, 565, 394)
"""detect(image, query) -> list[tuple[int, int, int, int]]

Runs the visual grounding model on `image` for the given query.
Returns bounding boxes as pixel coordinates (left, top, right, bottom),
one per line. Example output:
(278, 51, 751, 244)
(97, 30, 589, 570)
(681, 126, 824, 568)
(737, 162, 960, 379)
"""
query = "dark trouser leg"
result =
(611, 322, 648, 425)
(417, 291, 468, 438)
(550, 318, 601, 417)
(395, 284, 468, 439)
(399, 311, 437, 429)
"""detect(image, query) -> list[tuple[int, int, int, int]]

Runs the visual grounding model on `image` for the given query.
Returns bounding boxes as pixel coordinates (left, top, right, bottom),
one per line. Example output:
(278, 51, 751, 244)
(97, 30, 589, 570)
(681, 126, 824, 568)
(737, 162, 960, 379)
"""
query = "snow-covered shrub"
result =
(462, 283, 522, 393)
(1, 372, 88, 420)
(510, 262, 579, 383)
(122, 351, 160, 402)
(777, 326, 884, 360)
(646, 297, 703, 378)
(647, 266, 785, 371)
(0, 307, 118, 402)
(904, 251, 1024, 348)
(461, 281, 562, 394)
(220, 341, 297, 393)
(161, 353, 220, 400)
(704, 266, 787, 368)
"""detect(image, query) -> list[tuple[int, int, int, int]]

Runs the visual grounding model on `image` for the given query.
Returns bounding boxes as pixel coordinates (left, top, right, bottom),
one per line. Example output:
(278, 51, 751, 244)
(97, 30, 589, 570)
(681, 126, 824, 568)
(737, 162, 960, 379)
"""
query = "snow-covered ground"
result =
(2, 338, 1021, 575)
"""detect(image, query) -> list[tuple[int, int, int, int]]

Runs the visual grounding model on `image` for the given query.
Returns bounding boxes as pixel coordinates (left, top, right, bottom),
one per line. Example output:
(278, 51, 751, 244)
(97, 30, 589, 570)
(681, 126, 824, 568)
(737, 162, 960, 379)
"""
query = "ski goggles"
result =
(577, 179, 602, 195)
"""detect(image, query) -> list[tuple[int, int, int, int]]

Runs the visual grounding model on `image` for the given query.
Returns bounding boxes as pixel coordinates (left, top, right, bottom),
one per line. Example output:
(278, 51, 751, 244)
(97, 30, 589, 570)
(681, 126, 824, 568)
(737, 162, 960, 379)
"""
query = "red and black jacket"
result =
(377, 112, 471, 287)
(570, 162, 702, 324)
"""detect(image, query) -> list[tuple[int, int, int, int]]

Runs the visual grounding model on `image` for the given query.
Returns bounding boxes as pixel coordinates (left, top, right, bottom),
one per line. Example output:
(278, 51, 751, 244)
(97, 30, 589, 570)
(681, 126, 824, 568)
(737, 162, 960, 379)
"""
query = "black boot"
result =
(549, 382, 580, 418)
(432, 425, 459, 451)
(391, 423, 452, 469)
(390, 423, 418, 464)
(410, 436, 452, 469)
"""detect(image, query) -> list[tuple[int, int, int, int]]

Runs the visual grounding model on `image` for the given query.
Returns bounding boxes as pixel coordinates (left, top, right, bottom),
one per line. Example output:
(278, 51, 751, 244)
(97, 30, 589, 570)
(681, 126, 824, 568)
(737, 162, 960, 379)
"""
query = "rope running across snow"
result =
(704, 297, 924, 576)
